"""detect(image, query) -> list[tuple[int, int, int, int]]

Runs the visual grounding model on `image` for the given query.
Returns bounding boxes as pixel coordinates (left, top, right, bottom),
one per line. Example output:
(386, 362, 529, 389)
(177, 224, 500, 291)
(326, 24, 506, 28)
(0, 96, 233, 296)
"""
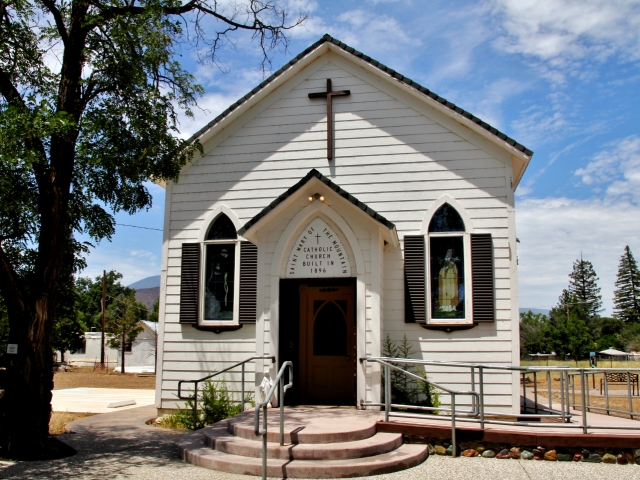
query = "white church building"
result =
(155, 35, 532, 414)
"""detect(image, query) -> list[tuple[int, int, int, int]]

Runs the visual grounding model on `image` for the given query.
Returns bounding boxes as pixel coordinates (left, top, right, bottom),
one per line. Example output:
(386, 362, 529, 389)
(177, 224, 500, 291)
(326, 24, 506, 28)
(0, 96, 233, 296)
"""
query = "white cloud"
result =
(129, 250, 157, 261)
(291, 8, 419, 61)
(574, 136, 640, 203)
(490, 0, 640, 79)
(517, 196, 640, 314)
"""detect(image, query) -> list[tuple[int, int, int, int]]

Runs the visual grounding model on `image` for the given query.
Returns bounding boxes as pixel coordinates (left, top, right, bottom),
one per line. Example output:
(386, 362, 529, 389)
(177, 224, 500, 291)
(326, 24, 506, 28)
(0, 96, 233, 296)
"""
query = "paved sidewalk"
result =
(0, 406, 639, 479)
(52, 388, 155, 413)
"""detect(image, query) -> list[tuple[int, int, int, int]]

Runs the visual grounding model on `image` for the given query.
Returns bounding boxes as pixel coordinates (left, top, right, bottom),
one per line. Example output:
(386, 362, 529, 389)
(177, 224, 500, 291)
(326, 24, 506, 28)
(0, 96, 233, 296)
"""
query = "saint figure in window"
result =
(438, 248, 459, 312)
(205, 245, 235, 319)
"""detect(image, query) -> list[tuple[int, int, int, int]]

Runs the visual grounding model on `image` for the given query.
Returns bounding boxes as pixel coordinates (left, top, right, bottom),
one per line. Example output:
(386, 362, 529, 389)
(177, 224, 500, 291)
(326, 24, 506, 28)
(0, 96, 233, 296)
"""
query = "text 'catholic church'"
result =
(155, 35, 533, 414)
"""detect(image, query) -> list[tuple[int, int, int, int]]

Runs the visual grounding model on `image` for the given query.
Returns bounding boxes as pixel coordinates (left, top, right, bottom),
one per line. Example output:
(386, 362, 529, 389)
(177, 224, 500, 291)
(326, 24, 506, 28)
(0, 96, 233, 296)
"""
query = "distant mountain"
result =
(129, 275, 160, 290)
(135, 287, 160, 310)
(520, 308, 550, 316)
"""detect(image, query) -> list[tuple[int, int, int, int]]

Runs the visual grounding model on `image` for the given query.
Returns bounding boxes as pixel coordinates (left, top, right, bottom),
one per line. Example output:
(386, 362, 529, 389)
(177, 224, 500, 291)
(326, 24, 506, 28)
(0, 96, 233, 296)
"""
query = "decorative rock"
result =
(544, 450, 557, 461)
(496, 449, 511, 459)
(475, 444, 486, 454)
(602, 453, 616, 464)
(634, 448, 640, 460)
(428, 444, 436, 455)
(573, 453, 582, 462)
(445, 445, 459, 456)
(509, 447, 521, 459)
(557, 453, 571, 462)
(521, 450, 534, 460)
(581, 448, 591, 458)
(482, 449, 496, 458)
(533, 448, 545, 461)
(582, 453, 602, 463)
(625, 452, 634, 464)
(635, 457, 640, 466)
(435, 445, 447, 455)
(617, 453, 628, 465)
(462, 449, 479, 457)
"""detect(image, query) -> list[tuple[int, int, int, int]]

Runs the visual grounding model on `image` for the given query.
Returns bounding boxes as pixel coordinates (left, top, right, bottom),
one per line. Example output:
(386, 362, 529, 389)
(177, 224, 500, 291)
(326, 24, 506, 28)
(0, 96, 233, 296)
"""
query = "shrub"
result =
(381, 334, 440, 413)
(165, 378, 254, 430)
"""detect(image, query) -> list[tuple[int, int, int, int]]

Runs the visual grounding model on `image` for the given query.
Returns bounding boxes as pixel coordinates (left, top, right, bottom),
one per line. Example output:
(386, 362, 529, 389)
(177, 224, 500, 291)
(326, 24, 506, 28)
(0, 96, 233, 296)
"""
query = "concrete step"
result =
(227, 407, 378, 444)
(203, 423, 403, 460)
(179, 431, 429, 478)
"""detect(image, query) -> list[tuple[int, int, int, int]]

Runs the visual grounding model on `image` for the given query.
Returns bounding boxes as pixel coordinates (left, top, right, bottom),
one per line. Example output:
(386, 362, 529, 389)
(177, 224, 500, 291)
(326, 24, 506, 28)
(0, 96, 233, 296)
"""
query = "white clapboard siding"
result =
(158, 55, 520, 412)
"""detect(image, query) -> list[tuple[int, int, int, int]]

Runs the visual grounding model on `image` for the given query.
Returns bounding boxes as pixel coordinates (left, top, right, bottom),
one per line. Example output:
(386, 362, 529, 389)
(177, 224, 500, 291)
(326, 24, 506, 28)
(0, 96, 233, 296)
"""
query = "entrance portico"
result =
(238, 169, 399, 406)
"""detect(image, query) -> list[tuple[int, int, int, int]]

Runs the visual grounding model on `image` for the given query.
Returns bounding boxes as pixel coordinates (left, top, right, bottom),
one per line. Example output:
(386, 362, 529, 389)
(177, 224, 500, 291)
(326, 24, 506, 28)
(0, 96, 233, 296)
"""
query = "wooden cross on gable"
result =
(308, 79, 351, 160)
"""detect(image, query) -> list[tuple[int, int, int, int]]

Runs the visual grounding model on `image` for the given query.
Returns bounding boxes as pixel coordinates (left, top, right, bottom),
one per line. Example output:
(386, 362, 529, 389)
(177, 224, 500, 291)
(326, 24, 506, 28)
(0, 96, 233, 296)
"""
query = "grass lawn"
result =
(49, 412, 95, 434)
(54, 366, 155, 390)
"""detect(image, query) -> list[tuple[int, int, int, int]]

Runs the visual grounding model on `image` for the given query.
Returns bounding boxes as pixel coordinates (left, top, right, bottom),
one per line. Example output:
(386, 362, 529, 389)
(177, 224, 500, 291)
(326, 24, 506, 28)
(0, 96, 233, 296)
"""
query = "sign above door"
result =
(286, 218, 351, 278)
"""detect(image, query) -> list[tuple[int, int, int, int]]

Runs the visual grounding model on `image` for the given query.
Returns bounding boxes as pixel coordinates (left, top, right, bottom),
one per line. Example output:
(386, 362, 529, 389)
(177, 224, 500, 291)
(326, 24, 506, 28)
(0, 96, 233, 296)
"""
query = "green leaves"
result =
(613, 246, 640, 323)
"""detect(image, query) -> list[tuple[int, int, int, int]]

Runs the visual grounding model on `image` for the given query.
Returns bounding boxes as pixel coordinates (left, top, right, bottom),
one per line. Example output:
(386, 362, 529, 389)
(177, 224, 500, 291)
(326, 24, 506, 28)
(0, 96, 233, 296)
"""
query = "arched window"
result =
(203, 214, 238, 321)
(428, 204, 467, 321)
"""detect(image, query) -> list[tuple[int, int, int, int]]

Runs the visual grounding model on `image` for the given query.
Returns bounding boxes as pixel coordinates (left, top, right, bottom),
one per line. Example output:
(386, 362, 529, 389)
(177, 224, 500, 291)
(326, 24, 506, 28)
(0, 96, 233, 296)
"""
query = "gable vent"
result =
(404, 235, 426, 324)
(471, 233, 495, 322)
(179, 243, 200, 324)
(239, 241, 258, 324)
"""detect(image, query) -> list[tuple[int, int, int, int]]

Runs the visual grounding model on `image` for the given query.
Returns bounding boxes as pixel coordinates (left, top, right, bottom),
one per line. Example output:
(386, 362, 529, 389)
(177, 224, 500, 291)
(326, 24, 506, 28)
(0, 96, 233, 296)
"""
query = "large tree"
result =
(547, 290, 595, 363)
(568, 257, 602, 319)
(0, 0, 304, 458)
(613, 245, 640, 323)
(105, 293, 145, 374)
(519, 310, 550, 356)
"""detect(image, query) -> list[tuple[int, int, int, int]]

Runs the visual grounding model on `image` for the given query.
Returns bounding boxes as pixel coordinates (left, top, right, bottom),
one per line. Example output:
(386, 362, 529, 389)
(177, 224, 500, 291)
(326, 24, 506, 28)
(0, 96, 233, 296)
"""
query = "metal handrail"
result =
(362, 357, 640, 452)
(362, 357, 479, 458)
(254, 361, 293, 480)
(177, 355, 275, 430)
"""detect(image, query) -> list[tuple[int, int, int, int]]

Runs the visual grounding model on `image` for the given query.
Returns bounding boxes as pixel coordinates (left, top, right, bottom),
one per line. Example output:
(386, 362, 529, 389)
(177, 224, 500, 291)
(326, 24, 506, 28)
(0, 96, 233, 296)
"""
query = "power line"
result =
(116, 223, 162, 232)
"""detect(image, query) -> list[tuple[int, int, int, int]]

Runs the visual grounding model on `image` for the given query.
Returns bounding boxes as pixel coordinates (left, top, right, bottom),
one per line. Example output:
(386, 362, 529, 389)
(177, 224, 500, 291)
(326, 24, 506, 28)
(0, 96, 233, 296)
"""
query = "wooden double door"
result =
(298, 284, 356, 405)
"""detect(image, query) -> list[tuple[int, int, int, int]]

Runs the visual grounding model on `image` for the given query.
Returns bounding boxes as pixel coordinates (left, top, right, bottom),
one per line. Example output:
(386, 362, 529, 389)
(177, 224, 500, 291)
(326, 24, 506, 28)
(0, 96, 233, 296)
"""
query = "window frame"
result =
(199, 216, 241, 326)
(425, 225, 474, 326)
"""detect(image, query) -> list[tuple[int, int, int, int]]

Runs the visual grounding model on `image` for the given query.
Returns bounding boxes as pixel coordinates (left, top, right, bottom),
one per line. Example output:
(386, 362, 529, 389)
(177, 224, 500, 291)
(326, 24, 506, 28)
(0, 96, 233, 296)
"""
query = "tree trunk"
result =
(60, 350, 65, 363)
(121, 329, 126, 374)
(1, 304, 55, 459)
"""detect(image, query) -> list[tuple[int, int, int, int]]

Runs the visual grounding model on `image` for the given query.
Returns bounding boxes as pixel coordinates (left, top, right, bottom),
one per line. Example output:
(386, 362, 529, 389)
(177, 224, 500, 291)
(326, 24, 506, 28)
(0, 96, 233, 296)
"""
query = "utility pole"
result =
(100, 270, 106, 369)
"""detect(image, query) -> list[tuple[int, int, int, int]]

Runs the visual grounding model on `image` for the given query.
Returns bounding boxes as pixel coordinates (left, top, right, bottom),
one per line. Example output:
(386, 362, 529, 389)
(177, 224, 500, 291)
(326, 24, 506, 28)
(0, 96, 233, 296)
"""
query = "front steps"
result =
(178, 407, 429, 478)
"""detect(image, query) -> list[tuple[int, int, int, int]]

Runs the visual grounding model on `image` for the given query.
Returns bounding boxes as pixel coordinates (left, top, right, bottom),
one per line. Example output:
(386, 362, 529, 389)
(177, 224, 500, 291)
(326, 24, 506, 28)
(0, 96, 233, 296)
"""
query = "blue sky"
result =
(79, 0, 640, 315)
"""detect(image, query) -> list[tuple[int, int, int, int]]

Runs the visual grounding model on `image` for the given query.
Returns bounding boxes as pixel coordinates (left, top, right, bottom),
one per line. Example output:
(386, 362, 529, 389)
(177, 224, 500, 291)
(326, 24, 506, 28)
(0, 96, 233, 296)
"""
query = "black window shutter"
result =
(239, 241, 258, 324)
(471, 233, 495, 322)
(179, 243, 200, 324)
(404, 235, 426, 324)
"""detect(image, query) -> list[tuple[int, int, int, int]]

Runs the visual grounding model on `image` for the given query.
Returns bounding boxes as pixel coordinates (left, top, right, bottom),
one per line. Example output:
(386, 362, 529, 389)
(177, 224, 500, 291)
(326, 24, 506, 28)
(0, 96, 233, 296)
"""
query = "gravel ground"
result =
(1, 406, 639, 480)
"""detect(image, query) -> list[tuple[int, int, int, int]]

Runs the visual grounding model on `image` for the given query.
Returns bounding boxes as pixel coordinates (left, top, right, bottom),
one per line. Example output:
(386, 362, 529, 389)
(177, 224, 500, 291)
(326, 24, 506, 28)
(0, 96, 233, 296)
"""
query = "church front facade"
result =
(155, 35, 532, 414)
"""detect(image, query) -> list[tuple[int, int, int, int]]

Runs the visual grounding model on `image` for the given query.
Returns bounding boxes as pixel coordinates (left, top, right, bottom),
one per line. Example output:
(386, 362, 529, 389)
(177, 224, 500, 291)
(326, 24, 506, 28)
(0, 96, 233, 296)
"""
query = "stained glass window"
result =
(428, 204, 465, 233)
(206, 214, 237, 240)
(204, 214, 237, 321)
(430, 236, 465, 319)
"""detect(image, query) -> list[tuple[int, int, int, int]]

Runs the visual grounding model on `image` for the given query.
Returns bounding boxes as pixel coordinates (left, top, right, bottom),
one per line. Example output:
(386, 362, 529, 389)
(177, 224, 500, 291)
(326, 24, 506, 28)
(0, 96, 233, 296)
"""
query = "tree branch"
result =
(39, 0, 69, 45)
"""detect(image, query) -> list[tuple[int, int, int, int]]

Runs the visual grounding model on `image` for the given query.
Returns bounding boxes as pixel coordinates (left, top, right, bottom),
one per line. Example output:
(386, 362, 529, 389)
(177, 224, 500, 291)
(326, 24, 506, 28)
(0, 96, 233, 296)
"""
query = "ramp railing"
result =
(177, 355, 275, 430)
(361, 357, 640, 456)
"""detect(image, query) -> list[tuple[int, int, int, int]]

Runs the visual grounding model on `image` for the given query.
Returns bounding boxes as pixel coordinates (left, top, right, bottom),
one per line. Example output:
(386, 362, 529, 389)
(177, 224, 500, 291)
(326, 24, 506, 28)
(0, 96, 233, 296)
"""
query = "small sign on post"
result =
(7, 344, 17, 354)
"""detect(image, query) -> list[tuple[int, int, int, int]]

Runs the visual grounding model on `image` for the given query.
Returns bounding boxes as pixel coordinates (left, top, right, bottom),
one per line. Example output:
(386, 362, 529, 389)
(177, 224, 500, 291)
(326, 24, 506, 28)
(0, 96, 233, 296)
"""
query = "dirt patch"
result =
(49, 412, 95, 434)
(54, 367, 155, 390)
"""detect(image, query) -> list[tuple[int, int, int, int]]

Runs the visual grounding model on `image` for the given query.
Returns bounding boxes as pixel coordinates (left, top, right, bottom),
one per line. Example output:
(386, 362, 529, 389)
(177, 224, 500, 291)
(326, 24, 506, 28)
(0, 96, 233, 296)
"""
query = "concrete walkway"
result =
(52, 388, 155, 413)
(0, 406, 638, 479)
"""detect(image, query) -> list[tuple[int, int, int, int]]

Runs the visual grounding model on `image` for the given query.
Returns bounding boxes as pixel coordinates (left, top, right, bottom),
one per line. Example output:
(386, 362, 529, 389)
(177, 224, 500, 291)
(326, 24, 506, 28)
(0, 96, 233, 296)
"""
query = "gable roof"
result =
(237, 169, 395, 236)
(187, 34, 533, 158)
